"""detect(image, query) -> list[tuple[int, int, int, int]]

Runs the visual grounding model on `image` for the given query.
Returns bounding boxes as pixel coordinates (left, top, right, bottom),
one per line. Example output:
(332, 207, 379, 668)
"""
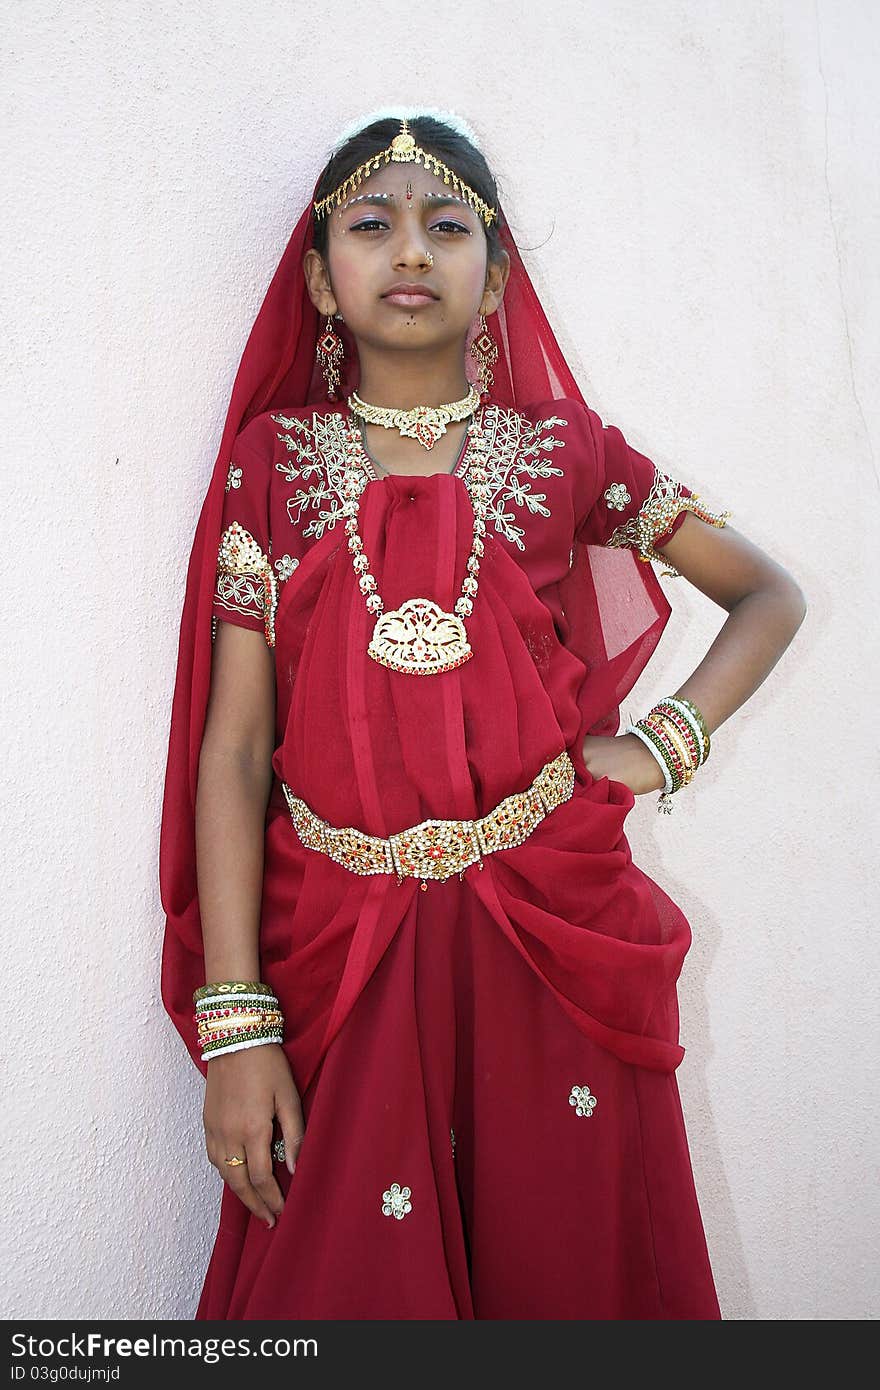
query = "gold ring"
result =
(224, 1155, 246, 1167)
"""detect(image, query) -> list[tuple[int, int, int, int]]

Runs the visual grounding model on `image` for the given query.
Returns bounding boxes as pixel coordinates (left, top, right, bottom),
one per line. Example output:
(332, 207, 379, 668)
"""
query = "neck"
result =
(353, 342, 472, 409)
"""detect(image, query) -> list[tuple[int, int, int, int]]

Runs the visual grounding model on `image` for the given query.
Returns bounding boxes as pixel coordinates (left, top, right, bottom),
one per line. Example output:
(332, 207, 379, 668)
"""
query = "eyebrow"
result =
(339, 192, 474, 215)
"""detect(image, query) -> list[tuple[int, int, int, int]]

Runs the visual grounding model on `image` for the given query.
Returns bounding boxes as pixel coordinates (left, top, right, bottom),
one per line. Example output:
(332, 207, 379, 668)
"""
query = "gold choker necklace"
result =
(347, 384, 481, 451)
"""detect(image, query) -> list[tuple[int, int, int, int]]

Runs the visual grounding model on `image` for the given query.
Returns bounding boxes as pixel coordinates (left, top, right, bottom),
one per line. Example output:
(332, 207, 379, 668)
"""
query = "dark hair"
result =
(311, 116, 507, 265)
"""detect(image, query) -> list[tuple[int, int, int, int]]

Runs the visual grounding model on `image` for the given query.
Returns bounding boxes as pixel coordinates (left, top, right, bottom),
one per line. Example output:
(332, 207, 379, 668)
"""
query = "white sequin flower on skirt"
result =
(381, 1182, 413, 1219)
(568, 1084, 598, 1117)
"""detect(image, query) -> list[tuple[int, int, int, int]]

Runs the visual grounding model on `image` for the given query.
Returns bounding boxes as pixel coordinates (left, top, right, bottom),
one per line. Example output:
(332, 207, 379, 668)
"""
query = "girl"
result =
(159, 108, 806, 1320)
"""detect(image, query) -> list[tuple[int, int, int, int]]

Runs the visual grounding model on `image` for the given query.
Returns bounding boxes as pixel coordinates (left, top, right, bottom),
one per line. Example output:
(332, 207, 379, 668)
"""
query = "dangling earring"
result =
(317, 313, 345, 400)
(469, 313, 498, 400)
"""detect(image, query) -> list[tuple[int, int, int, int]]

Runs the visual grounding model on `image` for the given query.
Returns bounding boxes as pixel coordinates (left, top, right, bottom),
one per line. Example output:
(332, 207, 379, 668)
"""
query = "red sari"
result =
(171, 394, 720, 1319)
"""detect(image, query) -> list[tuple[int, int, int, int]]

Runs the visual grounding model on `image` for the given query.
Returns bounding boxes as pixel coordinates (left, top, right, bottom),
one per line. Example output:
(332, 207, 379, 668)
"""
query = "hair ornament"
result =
(314, 115, 498, 227)
(326, 105, 486, 154)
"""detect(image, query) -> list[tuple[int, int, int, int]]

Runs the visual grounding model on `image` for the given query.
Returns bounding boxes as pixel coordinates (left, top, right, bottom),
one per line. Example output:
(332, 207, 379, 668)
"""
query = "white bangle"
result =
(201, 1034, 282, 1063)
(627, 721, 674, 794)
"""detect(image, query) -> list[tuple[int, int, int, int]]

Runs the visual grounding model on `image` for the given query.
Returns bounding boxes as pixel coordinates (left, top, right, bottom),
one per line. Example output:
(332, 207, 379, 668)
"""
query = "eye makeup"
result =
(350, 217, 470, 235)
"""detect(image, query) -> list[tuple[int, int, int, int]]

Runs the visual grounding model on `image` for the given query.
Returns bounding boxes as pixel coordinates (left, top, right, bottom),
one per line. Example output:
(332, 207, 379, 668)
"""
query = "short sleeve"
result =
(576, 414, 730, 577)
(211, 430, 277, 647)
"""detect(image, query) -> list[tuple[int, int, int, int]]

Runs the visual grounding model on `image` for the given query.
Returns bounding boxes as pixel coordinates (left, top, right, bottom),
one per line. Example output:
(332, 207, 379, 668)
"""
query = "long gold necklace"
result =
(347, 383, 481, 451)
(339, 412, 492, 675)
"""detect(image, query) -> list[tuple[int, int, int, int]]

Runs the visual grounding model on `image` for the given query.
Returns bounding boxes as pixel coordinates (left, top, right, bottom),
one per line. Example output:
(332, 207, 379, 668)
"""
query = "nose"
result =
(391, 227, 433, 271)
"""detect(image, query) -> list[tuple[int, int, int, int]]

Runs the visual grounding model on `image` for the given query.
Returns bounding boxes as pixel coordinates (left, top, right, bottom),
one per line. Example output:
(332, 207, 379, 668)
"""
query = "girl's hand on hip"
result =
(581, 732, 666, 797)
(203, 1043, 305, 1230)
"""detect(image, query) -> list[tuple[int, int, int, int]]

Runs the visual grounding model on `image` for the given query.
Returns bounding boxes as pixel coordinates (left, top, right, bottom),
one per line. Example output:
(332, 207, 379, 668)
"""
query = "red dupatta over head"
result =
(159, 125, 676, 1071)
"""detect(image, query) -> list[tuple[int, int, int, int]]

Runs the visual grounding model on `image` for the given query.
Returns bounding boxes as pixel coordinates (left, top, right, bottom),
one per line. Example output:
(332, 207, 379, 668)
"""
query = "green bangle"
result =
(634, 718, 685, 794)
(671, 696, 711, 763)
(201, 1026, 284, 1056)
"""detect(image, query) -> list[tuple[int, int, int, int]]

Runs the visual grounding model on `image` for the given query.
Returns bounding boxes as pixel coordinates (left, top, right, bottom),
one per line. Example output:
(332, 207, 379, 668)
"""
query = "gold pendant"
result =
(367, 597, 472, 675)
(396, 410, 450, 450)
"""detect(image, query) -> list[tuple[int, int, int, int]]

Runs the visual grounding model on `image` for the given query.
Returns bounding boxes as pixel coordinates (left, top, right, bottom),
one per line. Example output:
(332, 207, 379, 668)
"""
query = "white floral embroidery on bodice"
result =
(269, 404, 569, 551)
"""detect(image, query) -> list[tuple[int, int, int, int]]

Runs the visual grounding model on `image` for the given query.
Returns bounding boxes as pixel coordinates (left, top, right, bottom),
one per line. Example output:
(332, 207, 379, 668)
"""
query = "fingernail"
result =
(266, 1218, 275, 1230)
(288, 1160, 296, 1176)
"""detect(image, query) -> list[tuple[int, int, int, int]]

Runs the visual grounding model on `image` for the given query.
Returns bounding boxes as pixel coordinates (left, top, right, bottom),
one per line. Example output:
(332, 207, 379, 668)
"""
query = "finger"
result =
(209, 1138, 276, 1228)
(245, 1132, 285, 1218)
(275, 1101, 306, 1176)
(227, 1163, 277, 1229)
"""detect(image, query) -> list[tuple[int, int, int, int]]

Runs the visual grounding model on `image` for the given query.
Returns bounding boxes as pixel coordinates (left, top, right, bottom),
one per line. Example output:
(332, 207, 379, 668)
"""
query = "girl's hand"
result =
(203, 1043, 305, 1230)
(581, 732, 666, 797)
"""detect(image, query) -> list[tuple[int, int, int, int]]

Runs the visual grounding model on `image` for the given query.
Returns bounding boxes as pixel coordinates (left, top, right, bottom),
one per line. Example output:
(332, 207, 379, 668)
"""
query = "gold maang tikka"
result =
(313, 117, 498, 227)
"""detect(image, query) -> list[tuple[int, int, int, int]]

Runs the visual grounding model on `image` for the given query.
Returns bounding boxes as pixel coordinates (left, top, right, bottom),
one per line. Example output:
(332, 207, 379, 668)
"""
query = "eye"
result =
(349, 217, 471, 235)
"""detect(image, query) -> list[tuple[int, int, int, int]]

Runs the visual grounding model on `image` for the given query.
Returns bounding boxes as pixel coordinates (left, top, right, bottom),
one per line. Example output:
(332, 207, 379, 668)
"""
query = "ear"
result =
(302, 248, 338, 317)
(479, 248, 511, 317)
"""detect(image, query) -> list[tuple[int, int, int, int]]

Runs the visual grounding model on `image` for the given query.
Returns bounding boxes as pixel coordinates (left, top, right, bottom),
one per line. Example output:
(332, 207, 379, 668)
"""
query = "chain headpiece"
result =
(313, 118, 498, 227)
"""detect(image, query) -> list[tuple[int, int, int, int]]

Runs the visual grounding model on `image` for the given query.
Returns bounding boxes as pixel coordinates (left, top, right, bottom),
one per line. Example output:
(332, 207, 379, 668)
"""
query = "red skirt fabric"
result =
(191, 469, 719, 1320)
(195, 782, 719, 1320)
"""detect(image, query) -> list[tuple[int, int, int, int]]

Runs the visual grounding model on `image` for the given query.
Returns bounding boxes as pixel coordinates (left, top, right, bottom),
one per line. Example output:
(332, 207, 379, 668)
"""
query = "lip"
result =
(381, 282, 439, 303)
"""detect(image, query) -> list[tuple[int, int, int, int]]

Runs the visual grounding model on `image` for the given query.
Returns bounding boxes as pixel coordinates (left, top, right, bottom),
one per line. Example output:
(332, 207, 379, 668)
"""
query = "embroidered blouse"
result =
(211, 396, 727, 652)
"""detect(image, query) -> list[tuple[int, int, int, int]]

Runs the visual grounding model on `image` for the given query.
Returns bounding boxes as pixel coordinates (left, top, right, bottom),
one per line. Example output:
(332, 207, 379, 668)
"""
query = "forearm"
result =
(671, 579, 806, 734)
(195, 745, 274, 983)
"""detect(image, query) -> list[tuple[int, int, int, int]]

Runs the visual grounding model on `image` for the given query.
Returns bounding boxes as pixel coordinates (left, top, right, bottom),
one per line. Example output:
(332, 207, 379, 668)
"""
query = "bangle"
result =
(196, 1006, 283, 1024)
(637, 715, 686, 792)
(200, 1024, 282, 1048)
(667, 696, 711, 763)
(202, 1035, 282, 1062)
(195, 991, 278, 1009)
(200, 1023, 284, 1060)
(193, 980, 275, 1003)
(197, 1010, 283, 1038)
(627, 721, 674, 794)
(651, 715, 696, 783)
(193, 979, 285, 1062)
(631, 695, 714, 813)
(652, 702, 701, 767)
(194, 998, 281, 1031)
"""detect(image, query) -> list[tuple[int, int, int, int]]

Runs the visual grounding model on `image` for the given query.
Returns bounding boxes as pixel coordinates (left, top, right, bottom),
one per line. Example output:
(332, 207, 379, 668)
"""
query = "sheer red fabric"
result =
(159, 178, 679, 1069)
(159, 160, 720, 1319)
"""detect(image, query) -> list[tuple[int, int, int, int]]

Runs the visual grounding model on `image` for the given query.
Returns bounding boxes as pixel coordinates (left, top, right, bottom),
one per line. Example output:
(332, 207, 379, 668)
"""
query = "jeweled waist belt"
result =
(280, 749, 575, 888)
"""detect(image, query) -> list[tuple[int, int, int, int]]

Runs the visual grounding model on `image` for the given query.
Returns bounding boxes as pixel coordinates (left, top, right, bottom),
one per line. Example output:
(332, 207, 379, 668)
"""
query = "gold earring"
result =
(468, 313, 498, 399)
(317, 314, 345, 400)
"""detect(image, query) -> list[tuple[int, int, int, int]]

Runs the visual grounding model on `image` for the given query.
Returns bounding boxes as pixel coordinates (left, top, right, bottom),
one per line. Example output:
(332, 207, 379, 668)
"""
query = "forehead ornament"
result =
(313, 117, 498, 227)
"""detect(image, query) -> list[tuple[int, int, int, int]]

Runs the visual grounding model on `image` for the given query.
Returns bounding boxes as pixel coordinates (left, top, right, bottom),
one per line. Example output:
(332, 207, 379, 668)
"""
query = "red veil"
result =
(159, 162, 677, 1078)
